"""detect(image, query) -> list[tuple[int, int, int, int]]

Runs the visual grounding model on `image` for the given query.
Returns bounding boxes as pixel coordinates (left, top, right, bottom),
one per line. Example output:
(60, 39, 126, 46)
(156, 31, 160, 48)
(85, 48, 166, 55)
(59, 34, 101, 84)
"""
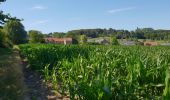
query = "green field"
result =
(19, 44, 170, 99)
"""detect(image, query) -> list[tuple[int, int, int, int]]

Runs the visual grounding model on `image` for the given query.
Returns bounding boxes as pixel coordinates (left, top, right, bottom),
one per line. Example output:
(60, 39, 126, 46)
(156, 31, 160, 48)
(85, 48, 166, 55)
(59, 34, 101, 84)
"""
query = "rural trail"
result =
(0, 48, 69, 100)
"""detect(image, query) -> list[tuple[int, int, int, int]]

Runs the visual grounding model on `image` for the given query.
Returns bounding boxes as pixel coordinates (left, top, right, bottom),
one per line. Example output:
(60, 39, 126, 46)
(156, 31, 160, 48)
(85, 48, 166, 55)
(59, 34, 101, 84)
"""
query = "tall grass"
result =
(19, 44, 170, 99)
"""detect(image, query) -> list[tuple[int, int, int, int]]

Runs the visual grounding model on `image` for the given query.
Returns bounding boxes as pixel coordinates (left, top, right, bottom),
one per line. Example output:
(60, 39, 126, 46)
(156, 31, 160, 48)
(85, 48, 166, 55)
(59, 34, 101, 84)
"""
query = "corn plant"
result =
(19, 44, 170, 99)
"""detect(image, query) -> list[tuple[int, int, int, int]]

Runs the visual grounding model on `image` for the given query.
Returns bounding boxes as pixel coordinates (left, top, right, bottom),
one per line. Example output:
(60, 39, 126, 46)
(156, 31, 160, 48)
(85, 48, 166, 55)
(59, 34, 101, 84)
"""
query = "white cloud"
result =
(31, 5, 47, 10)
(31, 20, 49, 26)
(108, 7, 136, 14)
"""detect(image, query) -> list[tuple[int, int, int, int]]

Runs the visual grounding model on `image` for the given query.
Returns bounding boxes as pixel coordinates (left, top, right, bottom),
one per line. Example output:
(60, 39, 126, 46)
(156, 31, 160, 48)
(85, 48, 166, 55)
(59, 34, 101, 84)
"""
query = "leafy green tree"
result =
(0, 0, 7, 27)
(0, 28, 12, 47)
(52, 32, 66, 38)
(0, 0, 22, 47)
(0, 0, 18, 28)
(65, 32, 79, 44)
(0, 29, 5, 47)
(28, 30, 44, 43)
(80, 35, 87, 44)
(0, 0, 7, 47)
(0, 11, 7, 28)
(110, 36, 119, 45)
(64, 28, 170, 40)
(3, 19, 27, 44)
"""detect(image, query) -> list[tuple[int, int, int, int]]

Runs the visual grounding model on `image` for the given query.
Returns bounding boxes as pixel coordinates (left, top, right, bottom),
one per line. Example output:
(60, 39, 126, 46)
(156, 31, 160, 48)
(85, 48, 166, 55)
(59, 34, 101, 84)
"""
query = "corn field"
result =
(19, 44, 170, 99)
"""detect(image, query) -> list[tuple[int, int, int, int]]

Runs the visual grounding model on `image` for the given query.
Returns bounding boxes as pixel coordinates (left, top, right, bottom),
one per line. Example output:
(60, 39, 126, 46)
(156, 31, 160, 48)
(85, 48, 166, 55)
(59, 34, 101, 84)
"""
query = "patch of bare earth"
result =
(22, 58, 70, 100)
(0, 47, 69, 100)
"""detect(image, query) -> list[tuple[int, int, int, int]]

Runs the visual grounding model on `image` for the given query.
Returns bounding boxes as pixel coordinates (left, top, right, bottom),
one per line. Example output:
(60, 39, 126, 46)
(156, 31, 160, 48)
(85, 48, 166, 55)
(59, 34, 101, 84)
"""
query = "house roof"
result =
(144, 41, 158, 44)
(144, 42, 158, 46)
(45, 38, 72, 42)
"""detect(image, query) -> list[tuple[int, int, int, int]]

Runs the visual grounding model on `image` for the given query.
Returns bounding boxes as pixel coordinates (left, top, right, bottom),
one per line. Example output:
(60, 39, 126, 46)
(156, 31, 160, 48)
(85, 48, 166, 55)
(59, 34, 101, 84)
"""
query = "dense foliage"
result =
(110, 36, 119, 45)
(28, 30, 44, 43)
(46, 28, 170, 41)
(0, 29, 5, 47)
(3, 19, 27, 44)
(0, 0, 19, 28)
(0, 0, 7, 28)
(0, 28, 12, 47)
(0, 0, 23, 47)
(80, 35, 87, 44)
(19, 44, 170, 99)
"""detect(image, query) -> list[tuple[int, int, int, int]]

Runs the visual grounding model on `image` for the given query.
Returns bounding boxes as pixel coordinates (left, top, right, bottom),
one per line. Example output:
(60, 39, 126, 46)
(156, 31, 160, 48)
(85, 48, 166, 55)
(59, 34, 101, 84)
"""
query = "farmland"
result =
(19, 44, 170, 99)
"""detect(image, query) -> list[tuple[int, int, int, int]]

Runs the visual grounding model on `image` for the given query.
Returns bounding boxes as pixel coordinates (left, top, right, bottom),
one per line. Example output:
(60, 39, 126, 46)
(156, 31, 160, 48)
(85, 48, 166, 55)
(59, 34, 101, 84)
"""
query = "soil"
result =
(0, 48, 70, 100)
(22, 57, 70, 100)
(0, 49, 25, 100)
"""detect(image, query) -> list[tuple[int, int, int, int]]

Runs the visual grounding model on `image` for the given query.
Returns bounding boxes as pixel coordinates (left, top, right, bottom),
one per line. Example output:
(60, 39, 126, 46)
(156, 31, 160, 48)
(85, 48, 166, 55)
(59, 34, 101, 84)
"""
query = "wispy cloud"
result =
(31, 20, 49, 26)
(108, 7, 136, 14)
(31, 5, 47, 10)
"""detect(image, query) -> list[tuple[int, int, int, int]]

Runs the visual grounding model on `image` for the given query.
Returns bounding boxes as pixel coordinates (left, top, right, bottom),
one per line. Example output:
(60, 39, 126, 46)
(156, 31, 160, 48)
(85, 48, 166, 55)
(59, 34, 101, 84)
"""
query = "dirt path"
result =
(22, 56, 69, 100)
(0, 48, 69, 100)
(23, 61, 54, 100)
(0, 48, 51, 100)
(0, 48, 25, 100)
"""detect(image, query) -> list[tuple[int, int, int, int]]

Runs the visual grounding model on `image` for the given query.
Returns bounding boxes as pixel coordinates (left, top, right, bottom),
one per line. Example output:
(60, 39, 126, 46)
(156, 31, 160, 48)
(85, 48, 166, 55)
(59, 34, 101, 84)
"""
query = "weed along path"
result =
(23, 62, 48, 100)
(23, 67, 70, 100)
(0, 48, 48, 100)
(21, 52, 69, 100)
(0, 47, 68, 100)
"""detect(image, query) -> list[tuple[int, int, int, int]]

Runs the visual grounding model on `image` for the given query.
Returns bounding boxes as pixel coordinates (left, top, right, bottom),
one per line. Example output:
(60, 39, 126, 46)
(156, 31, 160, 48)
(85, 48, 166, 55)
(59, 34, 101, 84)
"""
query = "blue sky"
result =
(0, 0, 170, 33)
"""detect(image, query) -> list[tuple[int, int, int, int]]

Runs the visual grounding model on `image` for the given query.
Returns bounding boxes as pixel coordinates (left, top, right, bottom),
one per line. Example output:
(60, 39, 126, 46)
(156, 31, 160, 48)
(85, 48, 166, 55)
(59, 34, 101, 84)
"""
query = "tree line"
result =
(1, 0, 170, 47)
(49, 28, 170, 40)
(0, 0, 27, 47)
(1, 20, 170, 47)
(45, 28, 170, 44)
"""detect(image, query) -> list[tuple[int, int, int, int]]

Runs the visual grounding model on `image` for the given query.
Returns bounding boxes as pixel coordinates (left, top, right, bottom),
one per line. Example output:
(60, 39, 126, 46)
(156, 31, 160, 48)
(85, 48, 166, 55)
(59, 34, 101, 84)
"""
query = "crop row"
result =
(19, 44, 170, 99)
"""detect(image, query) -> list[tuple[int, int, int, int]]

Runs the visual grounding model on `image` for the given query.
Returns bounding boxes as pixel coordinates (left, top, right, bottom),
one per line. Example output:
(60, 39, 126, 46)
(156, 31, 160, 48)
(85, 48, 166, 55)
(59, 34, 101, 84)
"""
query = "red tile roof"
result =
(45, 38, 72, 44)
(144, 42, 158, 46)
